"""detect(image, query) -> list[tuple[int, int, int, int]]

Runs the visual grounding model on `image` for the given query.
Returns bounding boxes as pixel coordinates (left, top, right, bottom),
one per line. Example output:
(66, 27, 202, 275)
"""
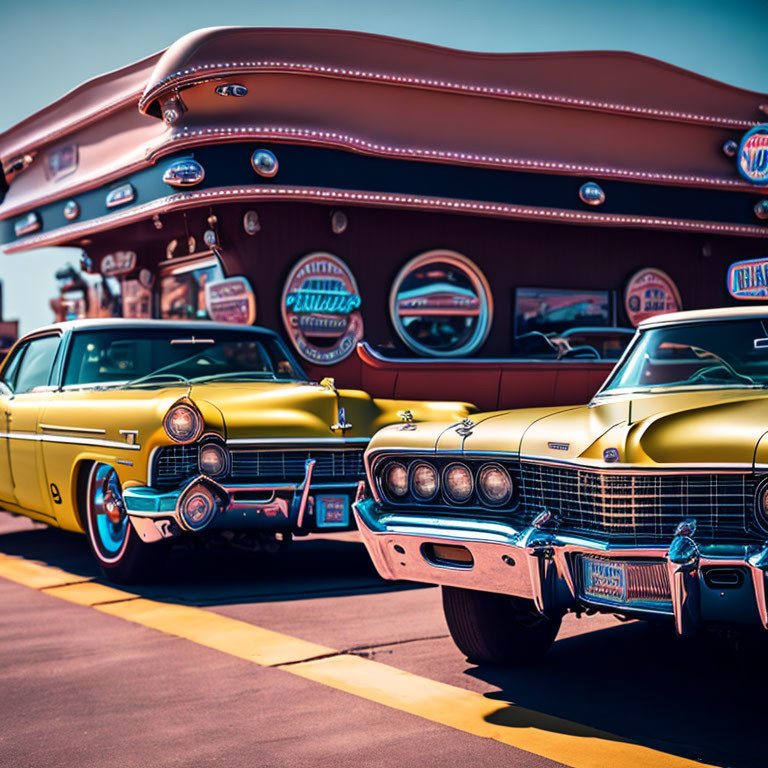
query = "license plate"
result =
(316, 495, 349, 527)
(581, 556, 627, 604)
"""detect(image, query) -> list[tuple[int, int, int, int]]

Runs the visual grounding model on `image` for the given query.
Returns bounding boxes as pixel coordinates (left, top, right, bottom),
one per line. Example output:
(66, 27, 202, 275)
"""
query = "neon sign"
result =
(738, 125, 768, 184)
(281, 253, 363, 364)
(624, 268, 681, 327)
(727, 258, 768, 299)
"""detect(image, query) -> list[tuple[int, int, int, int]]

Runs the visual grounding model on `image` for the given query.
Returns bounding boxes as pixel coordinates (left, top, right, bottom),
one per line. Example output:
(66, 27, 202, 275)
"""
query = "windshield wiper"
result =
(191, 372, 279, 383)
(123, 372, 191, 388)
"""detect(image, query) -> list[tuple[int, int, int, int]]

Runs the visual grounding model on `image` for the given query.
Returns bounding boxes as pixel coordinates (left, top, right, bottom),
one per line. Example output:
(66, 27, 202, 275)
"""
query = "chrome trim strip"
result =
(0, 431, 141, 451)
(8, 185, 768, 256)
(39, 424, 106, 435)
(227, 436, 370, 446)
(138, 59, 758, 131)
(517, 455, 756, 473)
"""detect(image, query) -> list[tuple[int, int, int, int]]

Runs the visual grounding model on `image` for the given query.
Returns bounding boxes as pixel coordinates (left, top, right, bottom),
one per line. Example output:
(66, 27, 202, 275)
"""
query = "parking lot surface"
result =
(0, 511, 761, 768)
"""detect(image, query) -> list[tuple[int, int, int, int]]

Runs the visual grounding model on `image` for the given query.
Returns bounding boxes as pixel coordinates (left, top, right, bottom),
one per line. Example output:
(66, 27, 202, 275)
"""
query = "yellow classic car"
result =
(0, 319, 473, 582)
(355, 306, 768, 664)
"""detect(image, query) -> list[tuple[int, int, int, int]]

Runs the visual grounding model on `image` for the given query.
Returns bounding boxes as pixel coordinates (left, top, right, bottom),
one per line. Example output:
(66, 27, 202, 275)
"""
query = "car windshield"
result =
(62, 328, 305, 388)
(598, 318, 768, 396)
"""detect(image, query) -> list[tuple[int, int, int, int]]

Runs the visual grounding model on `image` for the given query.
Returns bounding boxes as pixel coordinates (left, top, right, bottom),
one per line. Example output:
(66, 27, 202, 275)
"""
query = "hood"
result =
(516, 389, 768, 468)
(191, 381, 475, 441)
(419, 388, 768, 468)
(192, 380, 348, 440)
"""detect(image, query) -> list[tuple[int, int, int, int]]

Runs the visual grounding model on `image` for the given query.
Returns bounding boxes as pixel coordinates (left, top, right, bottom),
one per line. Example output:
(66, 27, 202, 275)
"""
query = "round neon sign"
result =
(281, 253, 363, 364)
(738, 125, 768, 185)
(624, 268, 682, 327)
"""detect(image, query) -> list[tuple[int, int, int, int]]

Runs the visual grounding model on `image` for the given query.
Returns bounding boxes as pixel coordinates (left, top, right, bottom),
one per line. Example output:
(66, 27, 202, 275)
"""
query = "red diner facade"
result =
(1, 27, 767, 410)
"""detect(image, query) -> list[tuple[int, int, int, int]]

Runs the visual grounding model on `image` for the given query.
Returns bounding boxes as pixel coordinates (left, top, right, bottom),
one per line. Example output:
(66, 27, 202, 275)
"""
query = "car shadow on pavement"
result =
(0, 517, 427, 606)
(473, 619, 764, 768)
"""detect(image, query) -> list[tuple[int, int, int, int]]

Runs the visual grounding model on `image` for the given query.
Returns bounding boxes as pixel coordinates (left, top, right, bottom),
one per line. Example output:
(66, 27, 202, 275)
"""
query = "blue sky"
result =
(1, 0, 766, 333)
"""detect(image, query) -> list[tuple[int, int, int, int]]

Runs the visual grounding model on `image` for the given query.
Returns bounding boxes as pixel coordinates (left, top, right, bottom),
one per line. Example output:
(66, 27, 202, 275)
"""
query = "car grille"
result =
(152, 445, 365, 488)
(519, 461, 754, 544)
(152, 444, 198, 488)
(229, 449, 364, 483)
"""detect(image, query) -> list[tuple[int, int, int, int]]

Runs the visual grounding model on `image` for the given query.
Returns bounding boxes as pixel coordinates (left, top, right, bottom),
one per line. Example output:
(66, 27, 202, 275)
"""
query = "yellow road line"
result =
(0, 552, 712, 768)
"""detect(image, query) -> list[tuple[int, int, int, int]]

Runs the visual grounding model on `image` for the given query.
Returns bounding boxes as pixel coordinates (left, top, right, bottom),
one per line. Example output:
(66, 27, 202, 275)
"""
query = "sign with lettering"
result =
(101, 251, 136, 277)
(281, 252, 363, 364)
(624, 268, 682, 327)
(738, 125, 768, 184)
(205, 276, 257, 324)
(727, 258, 768, 299)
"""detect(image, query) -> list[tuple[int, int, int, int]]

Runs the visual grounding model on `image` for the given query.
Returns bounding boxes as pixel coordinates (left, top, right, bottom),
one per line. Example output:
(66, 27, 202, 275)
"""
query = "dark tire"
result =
(83, 463, 167, 584)
(441, 586, 561, 665)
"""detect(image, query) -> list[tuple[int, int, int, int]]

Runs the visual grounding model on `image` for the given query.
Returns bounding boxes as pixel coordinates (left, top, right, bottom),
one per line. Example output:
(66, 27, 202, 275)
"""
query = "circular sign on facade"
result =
(281, 253, 363, 365)
(738, 125, 768, 184)
(624, 268, 682, 327)
(389, 250, 493, 357)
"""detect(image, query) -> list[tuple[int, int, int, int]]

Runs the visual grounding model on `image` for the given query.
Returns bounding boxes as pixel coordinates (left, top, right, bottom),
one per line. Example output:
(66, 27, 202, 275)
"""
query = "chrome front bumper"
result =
(353, 498, 768, 636)
(123, 458, 364, 542)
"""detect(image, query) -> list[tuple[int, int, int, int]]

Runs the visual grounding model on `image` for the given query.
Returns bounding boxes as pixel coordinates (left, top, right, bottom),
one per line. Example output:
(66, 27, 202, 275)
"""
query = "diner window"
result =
(513, 287, 632, 361)
(389, 250, 493, 357)
(160, 257, 224, 320)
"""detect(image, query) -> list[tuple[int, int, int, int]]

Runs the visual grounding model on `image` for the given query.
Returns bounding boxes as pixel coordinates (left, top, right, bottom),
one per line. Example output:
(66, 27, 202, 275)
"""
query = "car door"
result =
(0, 347, 23, 505)
(5, 333, 62, 519)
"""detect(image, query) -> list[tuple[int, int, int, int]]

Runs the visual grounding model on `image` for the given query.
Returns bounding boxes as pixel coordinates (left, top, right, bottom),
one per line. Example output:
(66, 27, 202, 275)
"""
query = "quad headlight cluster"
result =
(377, 457, 515, 508)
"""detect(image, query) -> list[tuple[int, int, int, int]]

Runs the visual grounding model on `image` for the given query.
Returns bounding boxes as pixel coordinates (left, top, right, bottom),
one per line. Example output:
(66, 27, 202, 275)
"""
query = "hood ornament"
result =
(331, 407, 352, 433)
(603, 448, 620, 463)
(398, 409, 417, 431)
(320, 376, 338, 394)
(456, 417, 476, 437)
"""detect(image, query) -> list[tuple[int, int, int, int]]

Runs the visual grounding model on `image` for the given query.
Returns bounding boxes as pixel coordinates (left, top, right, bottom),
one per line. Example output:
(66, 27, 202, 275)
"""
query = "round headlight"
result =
(756, 480, 768, 531)
(199, 443, 228, 477)
(443, 463, 474, 504)
(164, 403, 203, 443)
(411, 462, 439, 500)
(382, 461, 408, 499)
(478, 463, 513, 507)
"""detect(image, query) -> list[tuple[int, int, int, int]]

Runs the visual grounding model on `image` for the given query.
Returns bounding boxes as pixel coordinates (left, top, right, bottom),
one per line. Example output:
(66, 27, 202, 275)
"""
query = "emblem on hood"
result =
(456, 417, 476, 437)
(547, 442, 570, 451)
(603, 448, 620, 463)
(398, 409, 417, 431)
(331, 407, 353, 433)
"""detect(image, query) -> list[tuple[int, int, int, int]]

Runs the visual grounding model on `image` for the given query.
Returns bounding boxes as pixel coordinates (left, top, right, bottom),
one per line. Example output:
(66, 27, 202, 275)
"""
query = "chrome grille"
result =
(230, 449, 365, 482)
(153, 444, 198, 487)
(151, 445, 365, 489)
(520, 462, 752, 544)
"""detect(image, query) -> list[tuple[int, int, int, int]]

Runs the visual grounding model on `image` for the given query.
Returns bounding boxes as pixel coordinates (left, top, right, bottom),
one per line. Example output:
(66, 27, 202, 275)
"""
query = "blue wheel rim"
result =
(90, 464, 128, 558)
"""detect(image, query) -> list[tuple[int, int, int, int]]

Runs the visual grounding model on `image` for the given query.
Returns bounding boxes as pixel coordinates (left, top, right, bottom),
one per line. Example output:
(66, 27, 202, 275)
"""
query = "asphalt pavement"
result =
(0, 511, 763, 768)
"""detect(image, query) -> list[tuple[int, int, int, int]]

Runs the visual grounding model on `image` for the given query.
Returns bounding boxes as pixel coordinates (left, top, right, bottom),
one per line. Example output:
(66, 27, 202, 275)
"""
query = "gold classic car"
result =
(0, 319, 473, 582)
(355, 306, 768, 664)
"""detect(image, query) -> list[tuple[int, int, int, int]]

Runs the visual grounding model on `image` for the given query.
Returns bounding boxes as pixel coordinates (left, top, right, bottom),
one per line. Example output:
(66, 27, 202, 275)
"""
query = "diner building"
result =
(1, 28, 767, 409)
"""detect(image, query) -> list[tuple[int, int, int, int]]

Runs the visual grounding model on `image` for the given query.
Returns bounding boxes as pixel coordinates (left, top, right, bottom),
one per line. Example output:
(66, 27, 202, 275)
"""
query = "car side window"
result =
(13, 336, 60, 394)
(0, 345, 26, 391)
